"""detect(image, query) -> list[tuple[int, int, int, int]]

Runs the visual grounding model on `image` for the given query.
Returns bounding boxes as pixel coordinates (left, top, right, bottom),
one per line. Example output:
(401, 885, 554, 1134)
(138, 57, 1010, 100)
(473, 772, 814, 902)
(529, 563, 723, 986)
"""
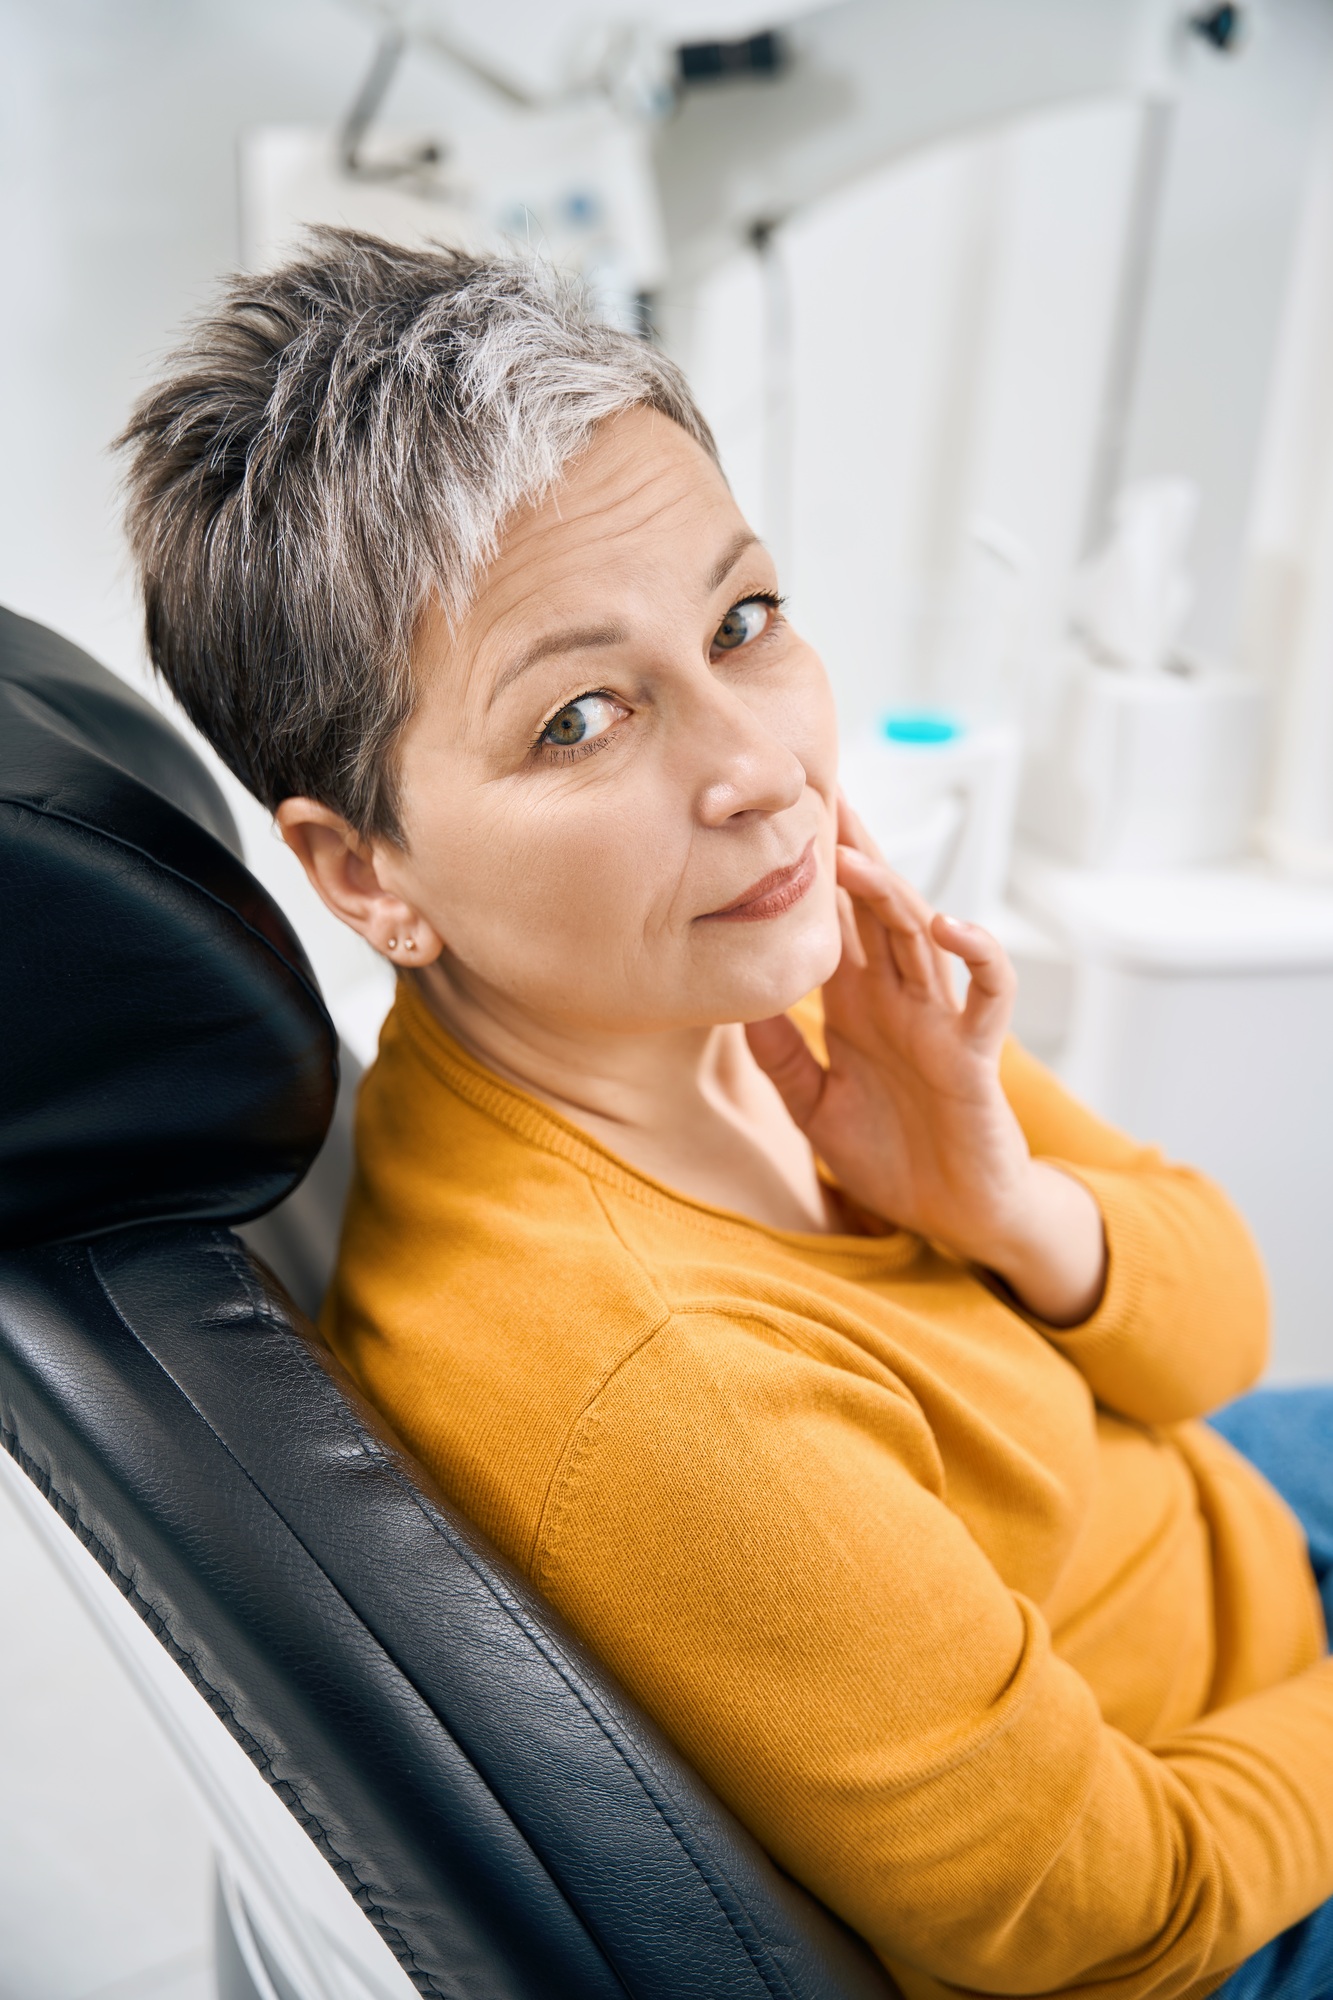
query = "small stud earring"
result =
(386, 937, 398, 951)
(404, 937, 417, 951)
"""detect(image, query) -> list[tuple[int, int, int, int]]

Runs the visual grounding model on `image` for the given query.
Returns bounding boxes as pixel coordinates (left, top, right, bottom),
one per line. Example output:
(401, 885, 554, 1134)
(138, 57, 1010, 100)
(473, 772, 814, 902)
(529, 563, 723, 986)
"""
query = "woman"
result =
(120, 230, 1333, 1999)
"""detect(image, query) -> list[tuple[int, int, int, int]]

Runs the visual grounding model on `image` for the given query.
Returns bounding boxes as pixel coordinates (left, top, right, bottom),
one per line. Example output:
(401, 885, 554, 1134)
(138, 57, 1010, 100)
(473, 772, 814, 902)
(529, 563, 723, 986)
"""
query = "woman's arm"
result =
(748, 798, 1268, 1420)
(998, 1037, 1270, 1421)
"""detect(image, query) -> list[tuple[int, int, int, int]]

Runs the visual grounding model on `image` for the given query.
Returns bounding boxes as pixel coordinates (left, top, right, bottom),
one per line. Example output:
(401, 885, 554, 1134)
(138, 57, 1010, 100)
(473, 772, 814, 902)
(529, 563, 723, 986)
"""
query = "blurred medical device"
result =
(240, 1, 1253, 381)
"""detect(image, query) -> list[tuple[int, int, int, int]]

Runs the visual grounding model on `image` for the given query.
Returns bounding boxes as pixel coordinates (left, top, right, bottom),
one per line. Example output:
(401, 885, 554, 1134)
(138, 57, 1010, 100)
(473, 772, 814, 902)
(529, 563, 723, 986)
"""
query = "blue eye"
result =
(541, 693, 621, 749)
(713, 598, 772, 652)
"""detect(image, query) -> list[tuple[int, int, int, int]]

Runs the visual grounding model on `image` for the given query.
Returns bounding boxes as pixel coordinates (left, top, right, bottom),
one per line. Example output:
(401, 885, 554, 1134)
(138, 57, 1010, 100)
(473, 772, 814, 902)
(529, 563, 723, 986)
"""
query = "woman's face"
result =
(385, 404, 843, 1034)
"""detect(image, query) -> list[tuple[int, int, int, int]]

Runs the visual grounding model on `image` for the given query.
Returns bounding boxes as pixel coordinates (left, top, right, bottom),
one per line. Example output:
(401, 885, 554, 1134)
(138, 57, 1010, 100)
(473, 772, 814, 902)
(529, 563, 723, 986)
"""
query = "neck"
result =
(410, 957, 836, 1233)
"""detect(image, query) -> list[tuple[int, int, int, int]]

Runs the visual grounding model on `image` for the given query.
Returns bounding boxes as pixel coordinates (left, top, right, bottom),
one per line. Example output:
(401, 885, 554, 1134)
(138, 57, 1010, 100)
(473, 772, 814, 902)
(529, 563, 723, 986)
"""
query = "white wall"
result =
(1123, 0, 1333, 664)
(795, 98, 1143, 740)
(1247, 69, 1333, 868)
(677, 100, 1144, 743)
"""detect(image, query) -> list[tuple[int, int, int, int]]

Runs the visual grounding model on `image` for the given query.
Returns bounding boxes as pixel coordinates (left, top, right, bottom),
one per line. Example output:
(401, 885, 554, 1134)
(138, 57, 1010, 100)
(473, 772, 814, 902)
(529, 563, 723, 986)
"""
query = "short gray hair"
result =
(118, 228, 718, 841)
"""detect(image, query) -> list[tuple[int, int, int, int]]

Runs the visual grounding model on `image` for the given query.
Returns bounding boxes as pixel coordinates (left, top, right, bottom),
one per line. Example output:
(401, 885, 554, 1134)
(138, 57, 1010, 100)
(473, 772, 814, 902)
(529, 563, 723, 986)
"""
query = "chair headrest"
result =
(0, 606, 337, 1250)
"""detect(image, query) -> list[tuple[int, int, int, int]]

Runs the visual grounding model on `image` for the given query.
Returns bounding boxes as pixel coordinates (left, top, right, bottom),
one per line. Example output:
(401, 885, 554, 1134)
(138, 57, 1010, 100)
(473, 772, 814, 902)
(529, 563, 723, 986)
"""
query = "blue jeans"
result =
(1208, 1388, 1333, 2000)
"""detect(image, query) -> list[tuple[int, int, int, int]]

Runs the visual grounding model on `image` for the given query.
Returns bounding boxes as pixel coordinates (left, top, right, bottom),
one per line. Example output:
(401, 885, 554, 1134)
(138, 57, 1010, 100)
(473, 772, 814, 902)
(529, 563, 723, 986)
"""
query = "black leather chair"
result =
(0, 605, 898, 2000)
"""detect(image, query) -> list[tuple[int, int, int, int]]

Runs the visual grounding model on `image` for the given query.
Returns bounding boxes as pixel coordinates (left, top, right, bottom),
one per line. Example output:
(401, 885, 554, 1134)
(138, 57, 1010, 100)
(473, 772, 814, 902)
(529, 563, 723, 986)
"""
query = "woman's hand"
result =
(746, 799, 1106, 1326)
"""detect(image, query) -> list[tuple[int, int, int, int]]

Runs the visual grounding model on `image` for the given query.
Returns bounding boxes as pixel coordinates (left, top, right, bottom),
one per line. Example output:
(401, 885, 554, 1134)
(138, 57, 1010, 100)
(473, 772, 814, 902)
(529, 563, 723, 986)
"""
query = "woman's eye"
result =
(540, 693, 622, 750)
(712, 598, 772, 652)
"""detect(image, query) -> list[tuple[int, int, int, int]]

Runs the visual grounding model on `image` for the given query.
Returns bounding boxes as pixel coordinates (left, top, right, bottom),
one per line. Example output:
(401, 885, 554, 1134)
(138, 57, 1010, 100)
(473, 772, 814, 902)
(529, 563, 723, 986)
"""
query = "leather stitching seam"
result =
(0, 1417, 437, 1996)
(76, 1242, 464, 1998)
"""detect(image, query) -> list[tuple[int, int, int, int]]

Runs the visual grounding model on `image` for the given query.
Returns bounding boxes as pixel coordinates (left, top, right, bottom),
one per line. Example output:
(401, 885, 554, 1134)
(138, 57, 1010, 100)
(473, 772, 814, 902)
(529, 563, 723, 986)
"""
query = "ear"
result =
(275, 798, 444, 968)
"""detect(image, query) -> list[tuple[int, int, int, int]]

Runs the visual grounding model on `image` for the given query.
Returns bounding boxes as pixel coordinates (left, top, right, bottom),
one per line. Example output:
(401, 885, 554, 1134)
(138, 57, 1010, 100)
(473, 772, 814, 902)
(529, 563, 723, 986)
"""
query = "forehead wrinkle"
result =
(478, 459, 679, 614)
(499, 446, 677, 559)
(559, 443, 687, 528)
(475, 489, 685, 707)
(493, 408, 734, 579)
(465, 432, 755, 715)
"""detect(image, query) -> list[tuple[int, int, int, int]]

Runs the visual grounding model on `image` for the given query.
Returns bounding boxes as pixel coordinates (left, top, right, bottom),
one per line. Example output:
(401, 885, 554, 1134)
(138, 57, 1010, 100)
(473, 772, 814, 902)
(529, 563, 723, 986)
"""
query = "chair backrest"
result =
(0, 606, 897, 2000)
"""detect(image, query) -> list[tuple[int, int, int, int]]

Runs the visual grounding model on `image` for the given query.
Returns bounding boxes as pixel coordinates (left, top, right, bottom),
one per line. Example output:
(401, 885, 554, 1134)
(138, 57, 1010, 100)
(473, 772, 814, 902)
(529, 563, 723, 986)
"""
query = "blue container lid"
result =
(882, 711, 961, 745)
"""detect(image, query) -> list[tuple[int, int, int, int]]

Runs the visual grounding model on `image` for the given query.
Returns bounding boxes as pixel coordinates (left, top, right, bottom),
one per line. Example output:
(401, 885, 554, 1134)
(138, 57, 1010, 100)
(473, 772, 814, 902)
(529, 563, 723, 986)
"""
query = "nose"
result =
(690, 679, 807, 828)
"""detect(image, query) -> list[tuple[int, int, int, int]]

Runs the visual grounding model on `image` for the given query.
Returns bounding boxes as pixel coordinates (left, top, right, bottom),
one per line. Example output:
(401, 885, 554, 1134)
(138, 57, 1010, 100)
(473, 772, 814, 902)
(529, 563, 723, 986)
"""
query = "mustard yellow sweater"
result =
(325, 980, 1332, 1999)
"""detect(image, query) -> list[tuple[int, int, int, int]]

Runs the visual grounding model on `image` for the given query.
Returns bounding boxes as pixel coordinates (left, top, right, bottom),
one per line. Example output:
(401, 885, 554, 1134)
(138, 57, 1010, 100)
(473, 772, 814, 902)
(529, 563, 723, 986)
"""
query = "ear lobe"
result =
(380, 916, 446, 968)
(274, 796, 438, 962)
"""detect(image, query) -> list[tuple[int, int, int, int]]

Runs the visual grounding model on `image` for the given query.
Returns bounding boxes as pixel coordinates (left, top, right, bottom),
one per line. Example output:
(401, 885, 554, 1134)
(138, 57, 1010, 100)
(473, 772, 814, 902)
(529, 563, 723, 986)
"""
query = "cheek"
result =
(757, 644, 839, 794)
(419, 773, 682, 991)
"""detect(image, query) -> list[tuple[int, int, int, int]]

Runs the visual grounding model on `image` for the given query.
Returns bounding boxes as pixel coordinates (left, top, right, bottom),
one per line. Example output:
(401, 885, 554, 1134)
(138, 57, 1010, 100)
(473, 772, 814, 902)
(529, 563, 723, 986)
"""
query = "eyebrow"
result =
(487, 529, 765, 708)
(488, 622, 628, 708)
(705, 529, 762, 594)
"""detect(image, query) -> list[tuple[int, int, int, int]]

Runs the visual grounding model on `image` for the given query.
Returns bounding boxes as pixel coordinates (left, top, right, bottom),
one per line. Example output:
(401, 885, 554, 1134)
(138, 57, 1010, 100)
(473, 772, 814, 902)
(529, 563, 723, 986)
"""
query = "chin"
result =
(718, 903, 844, 1025)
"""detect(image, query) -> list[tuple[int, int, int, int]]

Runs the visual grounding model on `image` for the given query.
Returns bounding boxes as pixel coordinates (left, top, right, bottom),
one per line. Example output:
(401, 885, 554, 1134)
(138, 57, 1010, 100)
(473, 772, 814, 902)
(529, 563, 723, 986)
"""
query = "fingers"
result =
(832, 840, 1016, 1047)
(745, 1014, 827, 1132)
(836, 841, 937, 931)
(931, 914, 1016, 1044)
(836, 884, 868, 971)
(836, 844, 952, 1001)
(836, 789, 888, 866)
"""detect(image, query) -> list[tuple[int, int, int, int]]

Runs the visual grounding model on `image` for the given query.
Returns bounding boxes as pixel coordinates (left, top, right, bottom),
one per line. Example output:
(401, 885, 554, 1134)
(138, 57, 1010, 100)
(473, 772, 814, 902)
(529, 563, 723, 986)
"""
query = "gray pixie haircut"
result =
(118, 227, 718, 841)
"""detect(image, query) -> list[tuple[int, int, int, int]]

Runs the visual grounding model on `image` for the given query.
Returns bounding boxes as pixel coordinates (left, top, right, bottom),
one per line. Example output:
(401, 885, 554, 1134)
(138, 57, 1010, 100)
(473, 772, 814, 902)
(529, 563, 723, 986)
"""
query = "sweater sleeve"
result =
(535, 1313, 1333, 2000)
(999, 1040, 1270, 1424)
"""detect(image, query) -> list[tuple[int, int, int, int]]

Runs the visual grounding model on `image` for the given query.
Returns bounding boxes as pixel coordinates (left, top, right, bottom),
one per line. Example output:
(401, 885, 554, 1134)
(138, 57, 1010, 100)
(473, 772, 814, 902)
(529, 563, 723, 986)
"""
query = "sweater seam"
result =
(523, 1180, 676, 1576)
(664, 1296, 881, 1374)
(532, 1297, 815, 1594)
(530, 1305, 674, 1583)
(579, 1193, 892, 1376)
(533, 1298, 943, 1596)
(588, 1180, 675, 1310)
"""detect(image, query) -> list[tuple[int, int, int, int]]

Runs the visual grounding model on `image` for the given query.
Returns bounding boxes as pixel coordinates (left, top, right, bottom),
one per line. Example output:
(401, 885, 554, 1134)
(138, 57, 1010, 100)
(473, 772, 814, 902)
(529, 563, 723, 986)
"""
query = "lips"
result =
(700, 839, 818, 923)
